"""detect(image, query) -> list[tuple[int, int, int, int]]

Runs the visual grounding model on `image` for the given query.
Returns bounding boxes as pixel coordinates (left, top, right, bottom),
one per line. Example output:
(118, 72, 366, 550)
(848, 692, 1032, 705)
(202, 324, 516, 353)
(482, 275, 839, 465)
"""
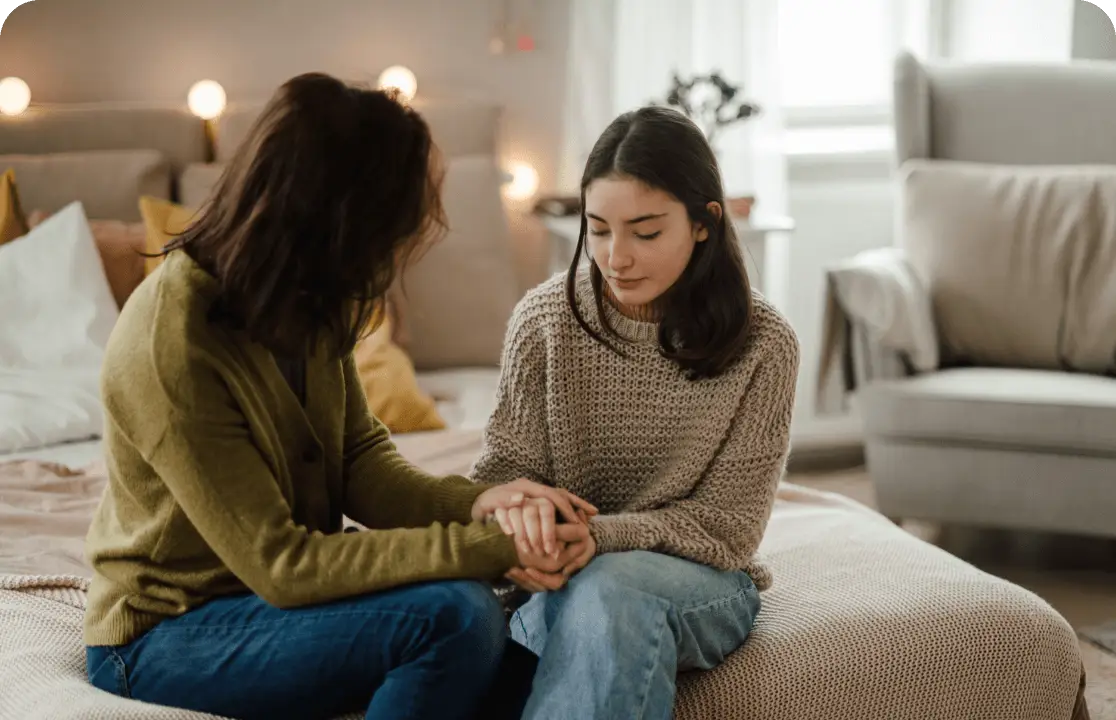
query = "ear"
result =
(693, 201, 723, 243)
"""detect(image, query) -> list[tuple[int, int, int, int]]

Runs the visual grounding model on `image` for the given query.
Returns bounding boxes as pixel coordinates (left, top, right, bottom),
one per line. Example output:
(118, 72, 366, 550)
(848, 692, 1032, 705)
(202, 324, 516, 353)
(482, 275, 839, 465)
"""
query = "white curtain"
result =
(560, 0, 787, 225)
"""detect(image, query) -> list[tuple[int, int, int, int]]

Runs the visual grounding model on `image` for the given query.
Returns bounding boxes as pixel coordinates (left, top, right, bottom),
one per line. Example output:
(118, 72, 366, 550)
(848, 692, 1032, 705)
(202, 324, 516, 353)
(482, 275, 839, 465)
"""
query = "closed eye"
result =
(636, 231, 661, 240)
(589, 228, 610, 237)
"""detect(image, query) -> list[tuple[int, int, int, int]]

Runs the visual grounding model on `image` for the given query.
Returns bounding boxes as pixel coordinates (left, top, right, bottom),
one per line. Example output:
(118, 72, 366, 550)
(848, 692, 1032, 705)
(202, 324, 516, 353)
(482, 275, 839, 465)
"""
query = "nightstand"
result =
(540, 213, 795, 296)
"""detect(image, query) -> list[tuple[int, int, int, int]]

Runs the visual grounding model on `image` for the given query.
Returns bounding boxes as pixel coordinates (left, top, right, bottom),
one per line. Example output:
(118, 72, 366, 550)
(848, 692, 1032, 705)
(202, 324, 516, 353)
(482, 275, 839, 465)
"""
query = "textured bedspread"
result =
(0, 429, 1090, 719)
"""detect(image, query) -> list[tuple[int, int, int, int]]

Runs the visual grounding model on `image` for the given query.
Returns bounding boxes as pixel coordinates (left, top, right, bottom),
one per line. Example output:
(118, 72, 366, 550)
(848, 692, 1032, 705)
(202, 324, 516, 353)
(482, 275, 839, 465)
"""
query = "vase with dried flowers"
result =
(657, 70, 761, 220)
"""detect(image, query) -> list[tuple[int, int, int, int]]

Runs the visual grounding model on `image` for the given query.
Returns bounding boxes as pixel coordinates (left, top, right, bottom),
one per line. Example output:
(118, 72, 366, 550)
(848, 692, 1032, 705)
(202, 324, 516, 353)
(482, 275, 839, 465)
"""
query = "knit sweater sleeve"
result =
(127, 348, 518, 610)
(340, 353, 498, 529)
(470, 300, 552, 486)
(589, 325, 800, 571)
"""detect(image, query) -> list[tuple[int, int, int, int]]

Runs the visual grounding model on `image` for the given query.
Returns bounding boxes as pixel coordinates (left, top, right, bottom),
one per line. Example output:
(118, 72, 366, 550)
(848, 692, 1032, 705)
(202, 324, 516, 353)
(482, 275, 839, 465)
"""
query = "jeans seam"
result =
(634, 608, 668, 720)
(675, 585, 756, 619)
(108, 648, 132, 699)
(513, 609, 529, 644)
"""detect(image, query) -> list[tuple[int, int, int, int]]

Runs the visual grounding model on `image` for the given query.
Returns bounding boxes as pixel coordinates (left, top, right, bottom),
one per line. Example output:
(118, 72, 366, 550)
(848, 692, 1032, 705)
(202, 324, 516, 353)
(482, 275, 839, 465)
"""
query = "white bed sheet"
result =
(0, 438, 104, 468)
(417, 368, 499, 431)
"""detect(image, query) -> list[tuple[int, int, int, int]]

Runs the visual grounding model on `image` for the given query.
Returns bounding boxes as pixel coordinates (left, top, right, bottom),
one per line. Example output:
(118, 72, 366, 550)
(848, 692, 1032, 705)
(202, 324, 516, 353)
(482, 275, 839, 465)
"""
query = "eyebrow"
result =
(586, 212, 667, 225)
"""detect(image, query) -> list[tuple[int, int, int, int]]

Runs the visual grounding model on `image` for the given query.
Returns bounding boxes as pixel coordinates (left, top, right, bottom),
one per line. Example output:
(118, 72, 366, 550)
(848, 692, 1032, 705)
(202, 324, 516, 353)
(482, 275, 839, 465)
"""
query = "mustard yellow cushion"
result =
(353, 314, 446, 434)
(0, 168, 30, 246)
(138, 196, 197, 275)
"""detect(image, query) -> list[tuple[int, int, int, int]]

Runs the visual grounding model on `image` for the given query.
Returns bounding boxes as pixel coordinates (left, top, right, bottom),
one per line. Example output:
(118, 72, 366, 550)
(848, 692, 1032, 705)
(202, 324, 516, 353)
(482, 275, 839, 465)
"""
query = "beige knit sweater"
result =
(471, 272, 800, 590)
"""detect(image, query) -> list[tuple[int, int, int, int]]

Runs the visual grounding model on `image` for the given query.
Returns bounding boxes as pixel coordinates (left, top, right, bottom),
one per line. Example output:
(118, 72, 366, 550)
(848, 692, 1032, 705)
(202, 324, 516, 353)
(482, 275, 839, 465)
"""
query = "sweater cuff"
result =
(463, 521, 521, 578)
(589, 514, 655, 555)
(431, 475, 498, 526)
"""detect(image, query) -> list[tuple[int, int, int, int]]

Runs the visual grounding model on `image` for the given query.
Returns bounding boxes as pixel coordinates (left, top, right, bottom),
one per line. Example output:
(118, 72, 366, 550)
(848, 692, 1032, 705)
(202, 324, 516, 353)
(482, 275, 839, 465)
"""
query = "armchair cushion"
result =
(900, 159, 1116, 374)
(862, 367, 1116, 455)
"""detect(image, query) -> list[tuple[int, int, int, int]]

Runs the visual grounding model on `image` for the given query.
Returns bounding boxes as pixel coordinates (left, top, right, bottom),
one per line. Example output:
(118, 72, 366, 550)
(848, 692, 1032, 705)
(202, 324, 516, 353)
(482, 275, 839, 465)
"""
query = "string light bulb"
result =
(187, 80, 227, 120)
(504, 161, 539, 201)
(0, 77, 31, 116)
(377, 66, 418, 102)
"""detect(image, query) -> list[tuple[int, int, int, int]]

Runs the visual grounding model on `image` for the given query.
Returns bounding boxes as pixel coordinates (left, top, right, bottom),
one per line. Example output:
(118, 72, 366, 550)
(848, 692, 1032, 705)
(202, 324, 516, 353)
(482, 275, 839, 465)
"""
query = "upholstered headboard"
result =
(0, 104, 207, 220)
(0, 94, 523, 370)
(893, 51, 1116, 165)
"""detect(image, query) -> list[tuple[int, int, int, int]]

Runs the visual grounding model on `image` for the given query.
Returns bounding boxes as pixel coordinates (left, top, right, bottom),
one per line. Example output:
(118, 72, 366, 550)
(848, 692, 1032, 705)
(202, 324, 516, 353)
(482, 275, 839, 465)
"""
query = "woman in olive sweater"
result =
(83, 72, 595, 720)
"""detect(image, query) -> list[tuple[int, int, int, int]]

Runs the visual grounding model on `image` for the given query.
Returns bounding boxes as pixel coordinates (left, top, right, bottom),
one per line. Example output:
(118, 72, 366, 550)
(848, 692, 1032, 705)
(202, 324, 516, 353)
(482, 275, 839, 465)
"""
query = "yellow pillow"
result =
(353, 313, 446, 434)
(0, 168, 30, 246)
(138, 196, 197, 275)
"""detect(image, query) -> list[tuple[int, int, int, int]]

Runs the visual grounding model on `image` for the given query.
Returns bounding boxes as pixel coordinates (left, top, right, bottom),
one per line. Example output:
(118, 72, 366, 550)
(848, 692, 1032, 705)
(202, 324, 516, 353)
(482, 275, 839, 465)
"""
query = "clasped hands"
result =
(471, 478, 598, 593)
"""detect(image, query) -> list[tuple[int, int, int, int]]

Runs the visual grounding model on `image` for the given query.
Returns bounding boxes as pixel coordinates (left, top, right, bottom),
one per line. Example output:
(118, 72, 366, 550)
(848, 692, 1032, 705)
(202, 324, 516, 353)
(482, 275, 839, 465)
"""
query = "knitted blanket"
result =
(0, 432, 1090, 719)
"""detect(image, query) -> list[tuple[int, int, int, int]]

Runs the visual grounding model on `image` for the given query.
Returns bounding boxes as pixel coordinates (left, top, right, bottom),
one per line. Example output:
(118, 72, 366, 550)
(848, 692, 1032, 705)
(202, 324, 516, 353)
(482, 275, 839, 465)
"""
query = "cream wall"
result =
(0, 0, 571, 195)
(0, 0, 574, 290)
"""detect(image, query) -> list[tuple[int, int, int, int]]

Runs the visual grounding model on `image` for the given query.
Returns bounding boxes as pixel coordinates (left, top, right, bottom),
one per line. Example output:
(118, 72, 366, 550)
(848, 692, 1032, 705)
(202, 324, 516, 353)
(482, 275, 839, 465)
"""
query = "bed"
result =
(0, 99, 1091, 719)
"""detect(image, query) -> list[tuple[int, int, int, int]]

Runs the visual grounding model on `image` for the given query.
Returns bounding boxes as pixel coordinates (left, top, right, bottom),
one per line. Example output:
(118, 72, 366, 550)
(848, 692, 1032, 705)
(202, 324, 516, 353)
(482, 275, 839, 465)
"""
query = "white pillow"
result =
(0, 201, 119, 453)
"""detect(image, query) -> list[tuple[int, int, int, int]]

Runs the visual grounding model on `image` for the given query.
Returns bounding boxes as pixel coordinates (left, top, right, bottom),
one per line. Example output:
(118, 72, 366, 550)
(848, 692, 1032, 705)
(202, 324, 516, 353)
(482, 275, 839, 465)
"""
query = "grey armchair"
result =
(819, 52, 1116, 539)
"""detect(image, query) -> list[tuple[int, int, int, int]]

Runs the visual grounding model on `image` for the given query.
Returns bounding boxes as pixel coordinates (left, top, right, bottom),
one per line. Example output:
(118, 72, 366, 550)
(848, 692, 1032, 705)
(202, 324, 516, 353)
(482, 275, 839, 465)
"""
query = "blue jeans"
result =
(511, 550, 761, 720)
(86, 581, 536, 720)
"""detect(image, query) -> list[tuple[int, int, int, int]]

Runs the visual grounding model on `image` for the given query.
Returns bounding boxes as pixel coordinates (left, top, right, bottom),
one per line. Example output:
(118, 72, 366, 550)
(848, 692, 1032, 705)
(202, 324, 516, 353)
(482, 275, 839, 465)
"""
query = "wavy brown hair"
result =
(159, 72, 446, 357)
(566, 106, 753, 380)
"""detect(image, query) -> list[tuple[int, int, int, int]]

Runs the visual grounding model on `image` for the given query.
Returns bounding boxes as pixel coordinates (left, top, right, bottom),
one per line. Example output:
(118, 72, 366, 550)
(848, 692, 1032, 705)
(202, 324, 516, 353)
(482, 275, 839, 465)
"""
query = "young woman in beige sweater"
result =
(471, 106, 801, 719)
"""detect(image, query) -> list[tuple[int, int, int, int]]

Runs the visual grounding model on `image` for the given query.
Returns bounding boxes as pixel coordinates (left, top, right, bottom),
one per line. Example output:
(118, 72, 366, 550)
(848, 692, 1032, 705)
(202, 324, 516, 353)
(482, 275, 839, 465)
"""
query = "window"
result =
(778, 0, 897, 110)
(777, 0, 937, 121)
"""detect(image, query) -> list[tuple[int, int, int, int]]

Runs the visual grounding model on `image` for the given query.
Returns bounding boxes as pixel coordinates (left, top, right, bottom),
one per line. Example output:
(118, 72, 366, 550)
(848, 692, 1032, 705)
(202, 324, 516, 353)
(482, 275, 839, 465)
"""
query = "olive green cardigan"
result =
(84, 251, 517, 647)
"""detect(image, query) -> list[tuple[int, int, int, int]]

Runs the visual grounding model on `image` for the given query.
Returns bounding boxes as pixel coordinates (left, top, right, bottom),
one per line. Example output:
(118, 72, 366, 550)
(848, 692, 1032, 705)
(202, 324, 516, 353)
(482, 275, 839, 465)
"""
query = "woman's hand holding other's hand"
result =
(494, 498, 557, 557)
(558, 512, 596, 578)
(505, 521, 596, 593)
(473, 479, 598, 557)
(472, 478, 599, 528)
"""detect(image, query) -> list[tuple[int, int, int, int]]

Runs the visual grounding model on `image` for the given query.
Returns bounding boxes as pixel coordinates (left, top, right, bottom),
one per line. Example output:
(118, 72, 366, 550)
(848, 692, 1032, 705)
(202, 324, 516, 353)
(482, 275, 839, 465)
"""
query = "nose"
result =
(608, 236, 634, 273)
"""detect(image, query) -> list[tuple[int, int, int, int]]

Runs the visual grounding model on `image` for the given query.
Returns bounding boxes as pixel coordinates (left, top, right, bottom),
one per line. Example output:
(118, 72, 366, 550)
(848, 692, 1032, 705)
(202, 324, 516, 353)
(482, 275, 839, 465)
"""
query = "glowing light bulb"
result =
(377, 65, 418, 102)
(187, 80, 226, 120)
(0, 77, 31, 116)
(504, 161, 539, 201)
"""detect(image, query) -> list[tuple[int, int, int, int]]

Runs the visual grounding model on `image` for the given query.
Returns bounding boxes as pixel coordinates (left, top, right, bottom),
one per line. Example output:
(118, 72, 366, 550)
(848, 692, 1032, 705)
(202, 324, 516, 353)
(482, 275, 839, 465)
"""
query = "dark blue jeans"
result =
(86, 581, 536, 720)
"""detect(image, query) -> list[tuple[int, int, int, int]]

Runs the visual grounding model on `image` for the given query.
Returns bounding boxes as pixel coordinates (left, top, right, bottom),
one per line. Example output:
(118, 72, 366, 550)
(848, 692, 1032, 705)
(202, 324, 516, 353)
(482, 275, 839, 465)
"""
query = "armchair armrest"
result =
(817, 247, 938, 413)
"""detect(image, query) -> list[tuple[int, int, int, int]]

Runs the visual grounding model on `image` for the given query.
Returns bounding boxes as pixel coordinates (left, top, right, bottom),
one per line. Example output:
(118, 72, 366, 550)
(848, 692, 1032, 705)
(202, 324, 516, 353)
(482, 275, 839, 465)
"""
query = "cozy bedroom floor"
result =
(792, 467, 1116, 718)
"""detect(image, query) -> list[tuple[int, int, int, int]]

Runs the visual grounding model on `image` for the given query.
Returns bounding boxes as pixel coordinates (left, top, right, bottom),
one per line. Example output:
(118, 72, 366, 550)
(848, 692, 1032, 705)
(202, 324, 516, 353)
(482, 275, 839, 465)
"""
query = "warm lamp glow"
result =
(377, 65, 418, 102)
(504, 161, 539, 201)
(187, 80, 226, 120)
(0, 77, 31, 116)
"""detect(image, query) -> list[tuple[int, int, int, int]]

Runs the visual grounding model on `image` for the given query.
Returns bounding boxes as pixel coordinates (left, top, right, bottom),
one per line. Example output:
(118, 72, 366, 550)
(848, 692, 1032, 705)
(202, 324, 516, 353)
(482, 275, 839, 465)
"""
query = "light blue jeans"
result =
(510, 550, 762, 720)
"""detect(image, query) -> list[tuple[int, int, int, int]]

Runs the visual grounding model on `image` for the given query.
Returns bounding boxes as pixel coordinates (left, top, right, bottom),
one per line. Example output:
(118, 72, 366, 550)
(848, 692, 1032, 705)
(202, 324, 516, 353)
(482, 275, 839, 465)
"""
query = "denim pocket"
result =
(86, 646, 131, 698)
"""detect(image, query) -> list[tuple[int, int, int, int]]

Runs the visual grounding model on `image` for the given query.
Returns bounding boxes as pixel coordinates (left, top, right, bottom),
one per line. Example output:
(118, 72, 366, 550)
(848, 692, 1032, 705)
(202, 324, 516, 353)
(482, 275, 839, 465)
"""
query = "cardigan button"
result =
(302, 446, 321, 464)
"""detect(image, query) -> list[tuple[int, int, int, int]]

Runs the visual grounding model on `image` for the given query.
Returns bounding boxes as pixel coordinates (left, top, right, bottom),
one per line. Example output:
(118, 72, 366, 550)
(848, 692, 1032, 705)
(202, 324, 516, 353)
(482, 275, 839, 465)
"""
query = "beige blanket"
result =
(0, 430, 1089, 720)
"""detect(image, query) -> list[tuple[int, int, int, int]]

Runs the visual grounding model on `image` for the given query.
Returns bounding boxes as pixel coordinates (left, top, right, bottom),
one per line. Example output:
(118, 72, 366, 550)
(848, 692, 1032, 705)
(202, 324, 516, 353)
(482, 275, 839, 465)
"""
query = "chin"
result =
(607, 281, 657, 306)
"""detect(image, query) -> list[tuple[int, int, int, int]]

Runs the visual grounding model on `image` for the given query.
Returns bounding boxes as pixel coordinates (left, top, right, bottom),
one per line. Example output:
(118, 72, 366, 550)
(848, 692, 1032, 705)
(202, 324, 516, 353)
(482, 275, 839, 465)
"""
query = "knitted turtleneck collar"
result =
(575, 270, 660, 346)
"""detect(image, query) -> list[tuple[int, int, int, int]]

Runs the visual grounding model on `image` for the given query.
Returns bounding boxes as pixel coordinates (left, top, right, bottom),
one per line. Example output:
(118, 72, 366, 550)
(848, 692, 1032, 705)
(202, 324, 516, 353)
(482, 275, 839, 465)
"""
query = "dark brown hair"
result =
(161, 72, 446, 357)
(566, 105, 753, 380)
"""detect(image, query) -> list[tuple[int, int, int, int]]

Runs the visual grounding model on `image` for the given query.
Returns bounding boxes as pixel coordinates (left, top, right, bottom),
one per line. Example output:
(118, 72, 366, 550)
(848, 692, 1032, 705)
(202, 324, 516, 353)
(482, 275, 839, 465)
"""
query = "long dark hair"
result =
(566, 106, 753, 380)
(161, 72, 446, 358)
